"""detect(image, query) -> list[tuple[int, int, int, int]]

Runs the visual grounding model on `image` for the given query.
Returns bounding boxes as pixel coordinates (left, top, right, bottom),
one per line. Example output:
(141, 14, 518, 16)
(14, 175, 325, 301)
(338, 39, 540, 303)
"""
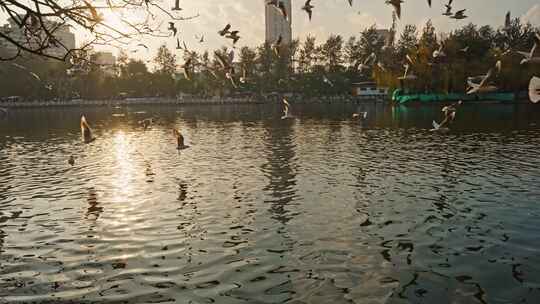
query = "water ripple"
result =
(1, 104, 540, 303)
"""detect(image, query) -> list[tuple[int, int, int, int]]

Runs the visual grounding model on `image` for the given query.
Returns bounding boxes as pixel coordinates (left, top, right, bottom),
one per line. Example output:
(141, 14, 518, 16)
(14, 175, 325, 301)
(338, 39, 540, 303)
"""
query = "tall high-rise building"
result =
(0, 15, 75, 59)
(265, 0, 292, 44)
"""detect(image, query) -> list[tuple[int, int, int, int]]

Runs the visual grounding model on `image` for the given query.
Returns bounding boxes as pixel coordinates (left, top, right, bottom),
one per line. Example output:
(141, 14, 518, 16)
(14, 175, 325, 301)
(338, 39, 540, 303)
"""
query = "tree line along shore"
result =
(1, 19, 539, 103)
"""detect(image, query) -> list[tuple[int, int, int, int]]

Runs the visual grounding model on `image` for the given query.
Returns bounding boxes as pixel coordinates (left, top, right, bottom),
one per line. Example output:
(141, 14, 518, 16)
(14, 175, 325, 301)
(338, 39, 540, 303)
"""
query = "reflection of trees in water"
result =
(85, 187, 103, 221)
(262, 122, 298, 225)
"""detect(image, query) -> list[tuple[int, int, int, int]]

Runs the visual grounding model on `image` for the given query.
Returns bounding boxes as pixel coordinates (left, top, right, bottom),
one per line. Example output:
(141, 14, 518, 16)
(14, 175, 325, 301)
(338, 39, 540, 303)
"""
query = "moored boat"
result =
(392, 89, 515, 105)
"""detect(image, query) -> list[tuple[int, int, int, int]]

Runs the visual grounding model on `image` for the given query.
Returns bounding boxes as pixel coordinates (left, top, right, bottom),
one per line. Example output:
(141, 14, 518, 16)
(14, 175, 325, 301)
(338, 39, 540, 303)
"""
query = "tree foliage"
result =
(1, 19, 539, 101)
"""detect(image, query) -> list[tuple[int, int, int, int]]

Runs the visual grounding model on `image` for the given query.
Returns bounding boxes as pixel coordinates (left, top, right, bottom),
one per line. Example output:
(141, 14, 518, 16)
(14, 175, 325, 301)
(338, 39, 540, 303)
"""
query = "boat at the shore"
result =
(392, 89, 516, 105)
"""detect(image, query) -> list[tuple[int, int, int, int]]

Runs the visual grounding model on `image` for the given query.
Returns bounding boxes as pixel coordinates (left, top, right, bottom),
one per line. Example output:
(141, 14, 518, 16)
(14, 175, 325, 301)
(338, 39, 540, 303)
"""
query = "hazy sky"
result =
(129, 0, 540, 64)
(2, 1, 540, 65)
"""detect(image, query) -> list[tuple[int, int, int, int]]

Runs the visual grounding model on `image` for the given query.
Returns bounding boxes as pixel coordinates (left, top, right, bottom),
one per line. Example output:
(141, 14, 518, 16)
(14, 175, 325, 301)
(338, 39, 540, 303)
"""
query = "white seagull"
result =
(281, 98, 295, 120)
(529, 76, 540, 103)
(518, 33, 540, 65)
(80, 115, 95, 143)
(467, 69, 497, 95)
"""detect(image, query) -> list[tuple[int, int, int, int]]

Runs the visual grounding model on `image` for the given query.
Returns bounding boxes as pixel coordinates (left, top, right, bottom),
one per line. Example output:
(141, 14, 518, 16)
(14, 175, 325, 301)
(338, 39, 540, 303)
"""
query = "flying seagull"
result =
(80, 115, 95, 143)
(173, 129, 189, 150)
(529, 77, 540, 103)
(357, 52, 376, 73)
(172, 0, 182, 11)
(442, 0, 453, 16)
(398, 63, 417, 80)
(168, 22, 178, 36)
(451, 9, 467, 20)
(385, 0, 403, 19)
(518, 33, 540, 65)
(467, 68, 497, 94)
(432, 101, 462, 131)
(139, 118, 153, 130)
(218, 24, 231, 36)
(281, 98, 294, 120)
(352, 105, 367, 119)
(226, 30, 240, 44)
(433, 44, 446, 58)
(323, 75, 334, 86)
(302, 0, 314, 21)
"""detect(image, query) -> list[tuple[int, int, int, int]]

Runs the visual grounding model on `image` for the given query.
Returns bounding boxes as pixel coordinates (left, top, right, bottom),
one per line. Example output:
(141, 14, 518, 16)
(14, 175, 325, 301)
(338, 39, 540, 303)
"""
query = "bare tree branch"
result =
(0, 0, 198, 61)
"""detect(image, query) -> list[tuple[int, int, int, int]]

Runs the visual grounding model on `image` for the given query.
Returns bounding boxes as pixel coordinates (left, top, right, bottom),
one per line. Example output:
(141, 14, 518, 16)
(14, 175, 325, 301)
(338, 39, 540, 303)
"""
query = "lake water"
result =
(1, 102, 540, 304)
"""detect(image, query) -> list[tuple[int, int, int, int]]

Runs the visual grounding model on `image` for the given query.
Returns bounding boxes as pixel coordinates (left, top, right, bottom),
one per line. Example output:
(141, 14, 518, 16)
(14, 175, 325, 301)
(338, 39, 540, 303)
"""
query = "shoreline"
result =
(0, 95, 390, 108)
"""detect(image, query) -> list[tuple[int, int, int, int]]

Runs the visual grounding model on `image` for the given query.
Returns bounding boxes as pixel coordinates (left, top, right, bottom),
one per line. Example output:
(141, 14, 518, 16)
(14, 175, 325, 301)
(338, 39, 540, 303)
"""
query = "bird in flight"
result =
(172, 0, 182, 11)
(385, 0, 403, 19)
(168, 22, 178, 36)
(467, 68, 497, 94)
(281, 98, 295, 120)
(80, 115, 95, 143)
(139, 118, 153, 130)
(529, 77, 540, 103)
(173, 129, 189, 150)
(517, 33, 540, 65)
(450, 9, 467, 20)
(433, 44, 446, 58)
(218, 24, 231, 36)
(357, 52, 377, 74)
(352, 104, 367, 120)
(302, 0, 314, 21)
(226, 30, 241, 45)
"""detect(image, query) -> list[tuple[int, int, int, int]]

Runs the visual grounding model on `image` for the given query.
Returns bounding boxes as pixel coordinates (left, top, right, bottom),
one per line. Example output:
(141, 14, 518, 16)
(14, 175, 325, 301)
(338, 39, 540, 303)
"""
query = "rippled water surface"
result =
(1, 103, 540, 304)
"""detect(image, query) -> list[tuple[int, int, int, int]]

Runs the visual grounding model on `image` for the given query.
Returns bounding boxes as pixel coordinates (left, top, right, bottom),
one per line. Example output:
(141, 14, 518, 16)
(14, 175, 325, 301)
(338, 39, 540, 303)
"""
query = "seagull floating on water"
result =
(68, 155, 75, 166)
